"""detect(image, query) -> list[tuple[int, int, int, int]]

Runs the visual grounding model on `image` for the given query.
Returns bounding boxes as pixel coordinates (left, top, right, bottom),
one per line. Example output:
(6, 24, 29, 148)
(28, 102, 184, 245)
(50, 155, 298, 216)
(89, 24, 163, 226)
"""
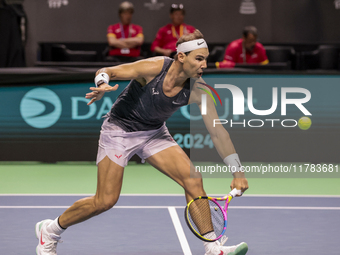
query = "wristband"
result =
(94, 73, 110, 87)
(223, 153, 244, 174)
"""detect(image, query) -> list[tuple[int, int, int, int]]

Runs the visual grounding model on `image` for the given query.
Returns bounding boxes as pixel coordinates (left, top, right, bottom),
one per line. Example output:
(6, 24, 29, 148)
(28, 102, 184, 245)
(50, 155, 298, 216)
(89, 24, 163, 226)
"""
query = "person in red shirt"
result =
(151, 4, 196, 57)
(216, 26, 269, 68)
(106, 1, 144, 61)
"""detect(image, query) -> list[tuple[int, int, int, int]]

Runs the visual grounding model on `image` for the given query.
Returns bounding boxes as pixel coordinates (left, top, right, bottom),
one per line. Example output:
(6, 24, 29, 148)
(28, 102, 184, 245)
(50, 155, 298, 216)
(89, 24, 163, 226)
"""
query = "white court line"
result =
(231, 206, 340, 210)
(1, 205, 340, 210)
(0, 194, 95, 196)
(238, 194, 340, 198)
(1, 194, 340, 198)
(168, 207, 192, 255)
(0, 206, 182, 209)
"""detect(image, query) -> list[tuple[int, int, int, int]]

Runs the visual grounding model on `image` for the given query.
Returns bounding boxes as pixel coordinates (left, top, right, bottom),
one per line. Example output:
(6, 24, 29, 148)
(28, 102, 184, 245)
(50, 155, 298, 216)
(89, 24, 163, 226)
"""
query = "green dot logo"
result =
(20, 88, 62, 128)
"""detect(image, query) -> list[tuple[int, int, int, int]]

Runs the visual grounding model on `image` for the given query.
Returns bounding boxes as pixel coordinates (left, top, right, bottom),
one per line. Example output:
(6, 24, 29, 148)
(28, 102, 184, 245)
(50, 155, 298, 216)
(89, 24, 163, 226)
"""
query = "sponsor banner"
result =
(0, 82, 187, 139)
(1, 74, 340, 136)
(1, 74, 339, 163)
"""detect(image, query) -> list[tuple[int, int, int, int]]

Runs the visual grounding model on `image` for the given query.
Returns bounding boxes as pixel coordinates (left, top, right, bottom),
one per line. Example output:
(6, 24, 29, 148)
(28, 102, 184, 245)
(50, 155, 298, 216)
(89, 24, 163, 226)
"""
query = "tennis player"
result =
(35, 29, 249, 255)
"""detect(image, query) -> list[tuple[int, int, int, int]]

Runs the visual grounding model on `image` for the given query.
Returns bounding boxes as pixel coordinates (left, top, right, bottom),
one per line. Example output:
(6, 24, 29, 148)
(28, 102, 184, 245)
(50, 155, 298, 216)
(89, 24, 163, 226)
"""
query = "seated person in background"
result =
(216, 26, 269, 68)
(151, 3, 195, 57)
(106, 1, 144, 62)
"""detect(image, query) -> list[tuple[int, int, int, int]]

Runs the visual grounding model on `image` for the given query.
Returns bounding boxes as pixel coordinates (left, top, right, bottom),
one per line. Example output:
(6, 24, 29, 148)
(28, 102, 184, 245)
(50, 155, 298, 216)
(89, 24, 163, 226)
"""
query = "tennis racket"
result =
(184, 188, 242, 242)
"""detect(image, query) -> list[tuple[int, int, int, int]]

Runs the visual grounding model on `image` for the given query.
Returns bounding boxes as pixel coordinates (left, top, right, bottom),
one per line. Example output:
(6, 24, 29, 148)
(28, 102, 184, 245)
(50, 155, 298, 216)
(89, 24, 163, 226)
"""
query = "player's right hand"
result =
(85, 84, 119, 105)
(230, 172, 249, 196)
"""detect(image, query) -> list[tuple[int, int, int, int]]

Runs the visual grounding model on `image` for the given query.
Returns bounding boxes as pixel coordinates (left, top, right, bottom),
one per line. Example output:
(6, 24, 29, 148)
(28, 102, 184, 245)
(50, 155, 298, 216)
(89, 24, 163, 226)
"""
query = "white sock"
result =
(46, 217, 65, 236)
(203, 232, 218, 252)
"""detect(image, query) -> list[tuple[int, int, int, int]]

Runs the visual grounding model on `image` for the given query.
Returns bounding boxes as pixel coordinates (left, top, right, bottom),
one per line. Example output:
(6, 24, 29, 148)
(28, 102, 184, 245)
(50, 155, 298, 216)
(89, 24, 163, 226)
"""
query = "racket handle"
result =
(230, 188, 242, 197)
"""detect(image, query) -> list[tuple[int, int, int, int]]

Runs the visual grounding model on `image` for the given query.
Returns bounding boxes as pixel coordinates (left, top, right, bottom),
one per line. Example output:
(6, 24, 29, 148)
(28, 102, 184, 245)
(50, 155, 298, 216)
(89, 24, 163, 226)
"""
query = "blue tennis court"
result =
(1, 194, 339, 255)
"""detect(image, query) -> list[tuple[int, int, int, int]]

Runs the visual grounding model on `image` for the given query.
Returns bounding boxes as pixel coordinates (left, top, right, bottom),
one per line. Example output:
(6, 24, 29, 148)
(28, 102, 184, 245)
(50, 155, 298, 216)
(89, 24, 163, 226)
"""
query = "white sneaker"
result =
(204, 237, 248, 255)
(35, 219, 62, 255)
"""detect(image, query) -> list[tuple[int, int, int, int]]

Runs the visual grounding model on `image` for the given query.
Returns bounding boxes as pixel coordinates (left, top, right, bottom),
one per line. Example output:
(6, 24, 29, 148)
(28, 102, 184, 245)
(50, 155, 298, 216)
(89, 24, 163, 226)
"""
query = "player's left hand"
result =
(230, 171, 249, 196)
(85, 84, 119, 105)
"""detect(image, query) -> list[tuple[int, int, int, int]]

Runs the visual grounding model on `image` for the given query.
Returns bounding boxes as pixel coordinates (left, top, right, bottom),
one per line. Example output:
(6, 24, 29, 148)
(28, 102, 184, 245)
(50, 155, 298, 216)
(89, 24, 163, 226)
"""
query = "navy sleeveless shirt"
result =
(107, 57, 190, 132)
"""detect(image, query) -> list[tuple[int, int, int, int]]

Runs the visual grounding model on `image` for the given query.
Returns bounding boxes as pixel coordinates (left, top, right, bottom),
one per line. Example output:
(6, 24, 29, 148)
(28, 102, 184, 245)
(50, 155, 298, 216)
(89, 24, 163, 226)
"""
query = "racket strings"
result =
(187, 198, 225, 240)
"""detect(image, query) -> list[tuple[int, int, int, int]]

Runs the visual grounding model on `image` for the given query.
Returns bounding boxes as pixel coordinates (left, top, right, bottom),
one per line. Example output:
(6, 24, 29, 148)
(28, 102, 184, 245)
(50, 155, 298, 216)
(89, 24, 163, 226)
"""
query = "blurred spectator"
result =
(216, 26, 268, 68)
(151, 3, 195, 57)
(106, 1, 144, 62)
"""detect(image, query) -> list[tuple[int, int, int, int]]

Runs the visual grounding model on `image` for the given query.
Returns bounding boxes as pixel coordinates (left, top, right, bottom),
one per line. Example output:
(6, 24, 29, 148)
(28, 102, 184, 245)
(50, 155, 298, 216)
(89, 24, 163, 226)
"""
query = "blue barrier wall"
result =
(1, 73, 339, 162)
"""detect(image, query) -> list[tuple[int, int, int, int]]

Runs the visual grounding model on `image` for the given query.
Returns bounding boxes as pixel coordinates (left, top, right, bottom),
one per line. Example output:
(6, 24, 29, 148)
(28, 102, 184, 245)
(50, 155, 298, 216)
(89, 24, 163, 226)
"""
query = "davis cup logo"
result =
(20, 88, 62, 129)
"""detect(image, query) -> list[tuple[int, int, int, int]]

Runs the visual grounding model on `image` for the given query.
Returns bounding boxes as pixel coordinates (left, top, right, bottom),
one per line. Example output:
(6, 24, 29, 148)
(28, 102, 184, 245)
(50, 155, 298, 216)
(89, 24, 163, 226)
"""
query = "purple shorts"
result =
(96, 118, 177, 167)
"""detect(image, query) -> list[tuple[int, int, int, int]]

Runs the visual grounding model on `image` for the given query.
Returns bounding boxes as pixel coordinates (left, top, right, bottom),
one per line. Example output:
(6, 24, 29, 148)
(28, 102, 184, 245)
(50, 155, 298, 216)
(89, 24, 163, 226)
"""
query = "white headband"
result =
(176, 39, 208, 53)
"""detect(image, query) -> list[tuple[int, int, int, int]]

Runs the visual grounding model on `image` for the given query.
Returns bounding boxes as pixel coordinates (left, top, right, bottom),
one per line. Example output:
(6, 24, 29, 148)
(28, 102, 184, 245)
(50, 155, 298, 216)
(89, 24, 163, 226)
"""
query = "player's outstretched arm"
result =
(189, 79, 236, 158)
(189, 79, 249, 193)
(86, 57, 164, 105)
